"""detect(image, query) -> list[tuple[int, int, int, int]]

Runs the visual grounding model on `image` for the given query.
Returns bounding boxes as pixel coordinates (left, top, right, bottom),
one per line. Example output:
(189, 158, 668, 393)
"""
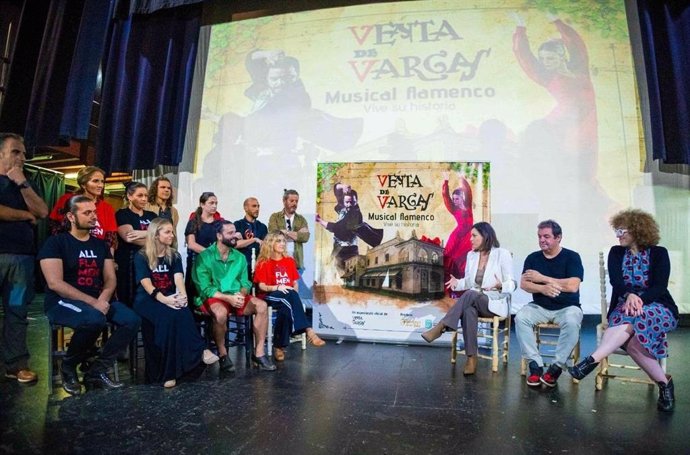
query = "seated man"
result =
(192, 220, 275, 372)
(516, 219, 584, 388)
(38, 195, 141, 395)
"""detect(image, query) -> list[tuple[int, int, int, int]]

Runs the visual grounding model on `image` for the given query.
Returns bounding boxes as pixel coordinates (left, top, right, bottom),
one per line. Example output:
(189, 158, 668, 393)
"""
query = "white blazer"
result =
(453, 247, 516, 317)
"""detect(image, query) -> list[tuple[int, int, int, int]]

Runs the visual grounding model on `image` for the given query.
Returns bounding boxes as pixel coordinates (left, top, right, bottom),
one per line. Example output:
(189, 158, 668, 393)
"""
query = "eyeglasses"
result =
(614, 228, 628, 238)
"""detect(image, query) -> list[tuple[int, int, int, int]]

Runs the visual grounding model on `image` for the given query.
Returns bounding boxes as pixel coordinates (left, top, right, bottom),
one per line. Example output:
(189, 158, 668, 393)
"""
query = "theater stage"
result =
(1, 302, 687, 454)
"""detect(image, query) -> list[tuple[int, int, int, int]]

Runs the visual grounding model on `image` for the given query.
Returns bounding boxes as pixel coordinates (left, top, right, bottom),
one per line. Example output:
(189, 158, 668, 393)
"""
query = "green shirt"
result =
(192, 243, 251, 307)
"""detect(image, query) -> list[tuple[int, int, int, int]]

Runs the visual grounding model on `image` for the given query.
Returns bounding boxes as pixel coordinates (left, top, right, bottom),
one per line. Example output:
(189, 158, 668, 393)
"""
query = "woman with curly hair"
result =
(569, 209, 678, 412)
(253, 231, 325, 361)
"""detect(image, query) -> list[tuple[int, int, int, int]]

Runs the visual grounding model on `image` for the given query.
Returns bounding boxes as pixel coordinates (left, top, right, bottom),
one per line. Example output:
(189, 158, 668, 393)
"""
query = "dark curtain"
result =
(59, 0, 115, 140)
(123, 0, 204, 15)
(23, 0, 87, 147)
(637, 0, 690, 165)
(98, 4, 202, 172)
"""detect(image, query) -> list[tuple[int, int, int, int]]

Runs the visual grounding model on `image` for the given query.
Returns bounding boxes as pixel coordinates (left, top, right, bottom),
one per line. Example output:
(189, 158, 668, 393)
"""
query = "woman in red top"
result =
(253, 231, 325, 361)
(48, 166, 118, 254)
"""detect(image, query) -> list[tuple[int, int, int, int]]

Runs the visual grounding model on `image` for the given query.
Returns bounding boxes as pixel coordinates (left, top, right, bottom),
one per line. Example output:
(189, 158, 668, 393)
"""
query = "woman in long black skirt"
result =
(134, 218, 218, 387)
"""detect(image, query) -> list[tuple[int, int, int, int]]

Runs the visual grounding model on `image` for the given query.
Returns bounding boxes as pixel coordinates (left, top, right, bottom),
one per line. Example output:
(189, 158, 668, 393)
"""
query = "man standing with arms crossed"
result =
(0, 133, 48, 383)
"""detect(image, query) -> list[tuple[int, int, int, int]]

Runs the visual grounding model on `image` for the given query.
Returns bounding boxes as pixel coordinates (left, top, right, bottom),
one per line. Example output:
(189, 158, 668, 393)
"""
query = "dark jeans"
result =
(265, 289, 310, 348)
(0, 254, 34, 370)
(46, 299, 141, 373)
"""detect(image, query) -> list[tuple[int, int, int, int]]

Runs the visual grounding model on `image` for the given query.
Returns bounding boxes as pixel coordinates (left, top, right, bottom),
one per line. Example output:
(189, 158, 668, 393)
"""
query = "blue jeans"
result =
(515, 303, 583, 369)
(46, 299, 141, 373)
(0, 254, 34, 370)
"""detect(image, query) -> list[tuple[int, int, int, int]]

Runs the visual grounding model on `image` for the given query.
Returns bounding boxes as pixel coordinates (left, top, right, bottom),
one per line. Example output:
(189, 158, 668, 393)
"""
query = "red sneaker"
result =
(526, 361, 543, 387)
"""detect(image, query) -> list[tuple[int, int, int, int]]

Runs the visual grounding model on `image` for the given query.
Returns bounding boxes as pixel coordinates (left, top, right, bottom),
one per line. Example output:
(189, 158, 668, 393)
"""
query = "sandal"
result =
(307, 332, 326, 347)
(274, 347, 285, 362)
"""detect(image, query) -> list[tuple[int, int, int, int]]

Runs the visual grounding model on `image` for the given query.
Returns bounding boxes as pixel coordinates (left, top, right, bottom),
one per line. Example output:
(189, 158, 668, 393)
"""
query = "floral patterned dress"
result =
(608, 249, 677, 358)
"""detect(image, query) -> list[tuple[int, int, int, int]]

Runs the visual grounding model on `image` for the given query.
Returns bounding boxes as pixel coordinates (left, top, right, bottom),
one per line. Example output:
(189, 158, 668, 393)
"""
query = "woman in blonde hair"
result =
(569, 209, 678, 412)
(48, 166, 118, 254)
(134, 218, 218, 387)
(253, 231, 325, 361)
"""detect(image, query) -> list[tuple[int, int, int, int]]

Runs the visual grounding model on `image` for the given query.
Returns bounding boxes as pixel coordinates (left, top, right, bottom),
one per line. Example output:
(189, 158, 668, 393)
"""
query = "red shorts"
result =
(201, 295, 251, 316)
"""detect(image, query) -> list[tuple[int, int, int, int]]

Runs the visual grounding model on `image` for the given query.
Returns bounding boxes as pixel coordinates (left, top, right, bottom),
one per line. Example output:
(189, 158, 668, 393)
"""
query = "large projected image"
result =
(193, 0, 649, 316)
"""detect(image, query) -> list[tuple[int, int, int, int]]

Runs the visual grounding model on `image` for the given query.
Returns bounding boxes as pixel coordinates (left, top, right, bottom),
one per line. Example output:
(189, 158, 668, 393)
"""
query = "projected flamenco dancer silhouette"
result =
(215, 49, 363, 153)
(441, 171, 473, 295)
(512, 15, 598, 181)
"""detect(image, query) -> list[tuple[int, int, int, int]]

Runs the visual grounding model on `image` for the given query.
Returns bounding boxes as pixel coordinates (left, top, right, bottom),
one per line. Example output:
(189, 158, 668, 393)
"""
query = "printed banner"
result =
(313, 162, 490, 342)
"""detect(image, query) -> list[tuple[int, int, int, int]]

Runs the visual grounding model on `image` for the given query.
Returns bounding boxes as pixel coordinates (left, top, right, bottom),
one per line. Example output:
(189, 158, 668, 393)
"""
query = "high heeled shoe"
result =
(463, 355, 477, 375)
(252, 354, 277, 371)
(421, 323, 446, 343)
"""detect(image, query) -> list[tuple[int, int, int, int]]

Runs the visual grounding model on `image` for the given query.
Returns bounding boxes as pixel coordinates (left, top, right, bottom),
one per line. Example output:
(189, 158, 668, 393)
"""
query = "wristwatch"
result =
(17, 181, 31, 189)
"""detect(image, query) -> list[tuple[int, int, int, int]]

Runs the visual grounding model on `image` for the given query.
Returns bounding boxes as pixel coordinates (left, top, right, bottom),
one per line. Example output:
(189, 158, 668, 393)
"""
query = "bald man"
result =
(234, 197, 268, 279)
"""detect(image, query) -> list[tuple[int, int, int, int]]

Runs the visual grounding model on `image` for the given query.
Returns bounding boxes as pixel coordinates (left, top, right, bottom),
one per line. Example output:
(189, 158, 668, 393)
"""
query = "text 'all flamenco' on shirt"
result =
(37, 233, 112, 310)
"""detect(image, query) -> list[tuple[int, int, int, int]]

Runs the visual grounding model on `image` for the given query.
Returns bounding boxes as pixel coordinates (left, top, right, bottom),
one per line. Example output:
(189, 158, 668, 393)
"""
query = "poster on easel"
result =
(313, 161, 490, 343)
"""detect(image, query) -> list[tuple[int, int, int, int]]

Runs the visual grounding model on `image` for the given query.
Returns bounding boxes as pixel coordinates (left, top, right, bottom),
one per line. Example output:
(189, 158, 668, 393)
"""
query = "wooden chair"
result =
(594, 252, 667, 390)
(49, 324, 120, 394)
(520, 323, 580, 383)
(450, 293, 512, 372)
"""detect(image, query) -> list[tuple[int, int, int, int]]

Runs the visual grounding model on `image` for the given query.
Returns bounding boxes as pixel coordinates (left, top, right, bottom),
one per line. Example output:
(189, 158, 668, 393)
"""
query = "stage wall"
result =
(178, 0, 689, 323)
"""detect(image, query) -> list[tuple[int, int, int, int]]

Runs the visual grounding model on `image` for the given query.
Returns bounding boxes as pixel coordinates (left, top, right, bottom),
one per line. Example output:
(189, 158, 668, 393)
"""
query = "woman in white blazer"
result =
(422, 222, 516, 375)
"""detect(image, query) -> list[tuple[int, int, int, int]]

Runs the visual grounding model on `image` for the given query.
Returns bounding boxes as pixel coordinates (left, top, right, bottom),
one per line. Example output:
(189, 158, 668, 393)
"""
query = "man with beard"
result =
(38, 196, 141, 395)
(192, 220, 275, 371)
(234, 197, 267, 279)
(268, 189, 310, 271)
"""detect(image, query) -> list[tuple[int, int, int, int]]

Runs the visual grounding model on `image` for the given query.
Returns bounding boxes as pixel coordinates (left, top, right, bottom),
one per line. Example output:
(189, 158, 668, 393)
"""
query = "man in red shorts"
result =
(192, 220, 275, 371)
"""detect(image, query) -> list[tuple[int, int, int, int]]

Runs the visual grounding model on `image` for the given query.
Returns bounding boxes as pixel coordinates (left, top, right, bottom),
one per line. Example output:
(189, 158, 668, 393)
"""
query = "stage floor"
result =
(1, 301, 688, 454)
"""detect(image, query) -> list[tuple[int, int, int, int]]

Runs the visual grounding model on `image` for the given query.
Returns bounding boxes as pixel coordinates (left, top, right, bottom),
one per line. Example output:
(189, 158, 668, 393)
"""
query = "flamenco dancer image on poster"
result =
(512, 13, 597, 184)
(442, 170, 473, 297)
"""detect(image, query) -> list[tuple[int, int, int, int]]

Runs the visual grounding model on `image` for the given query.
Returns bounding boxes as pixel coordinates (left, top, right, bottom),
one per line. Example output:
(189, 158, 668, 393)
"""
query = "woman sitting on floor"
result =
(569, 209, 678, 412)
(134, 217, 218, 387)
(253, 231, 325, 361)
(421, 221, 515, 375)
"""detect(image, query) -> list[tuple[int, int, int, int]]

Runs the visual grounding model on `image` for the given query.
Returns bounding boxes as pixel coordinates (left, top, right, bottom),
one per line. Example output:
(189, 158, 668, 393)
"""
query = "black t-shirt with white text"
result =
(37, 233, 112, 310)
(134, 251, 183, 298)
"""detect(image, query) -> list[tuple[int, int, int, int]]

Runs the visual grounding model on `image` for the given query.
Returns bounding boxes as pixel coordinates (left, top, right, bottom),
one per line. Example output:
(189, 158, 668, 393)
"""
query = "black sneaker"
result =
(218, 355, 235, 373)
(61, 361, 82, 396)
(540, 364, 562, 387)
(526, 361, 543, 387)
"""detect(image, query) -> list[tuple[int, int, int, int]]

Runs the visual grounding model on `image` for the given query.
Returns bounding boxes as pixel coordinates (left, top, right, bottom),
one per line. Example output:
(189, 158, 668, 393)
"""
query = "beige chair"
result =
(450, 292, 512, 373)
(594, 252, 667, 390)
